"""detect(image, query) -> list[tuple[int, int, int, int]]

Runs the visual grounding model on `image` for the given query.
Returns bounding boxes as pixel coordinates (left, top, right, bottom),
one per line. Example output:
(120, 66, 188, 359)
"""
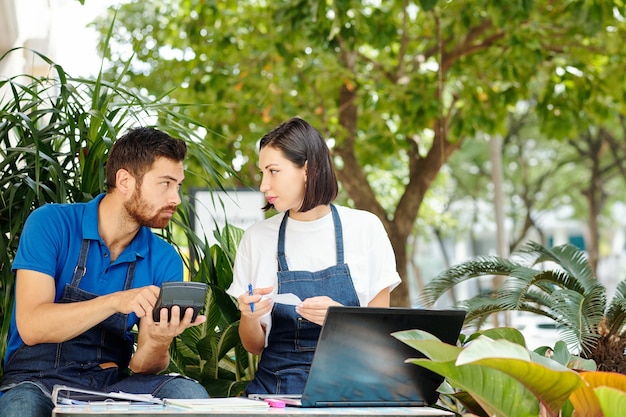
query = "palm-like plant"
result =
(420, 241, 626, 373)
(0, 45, 248, 392)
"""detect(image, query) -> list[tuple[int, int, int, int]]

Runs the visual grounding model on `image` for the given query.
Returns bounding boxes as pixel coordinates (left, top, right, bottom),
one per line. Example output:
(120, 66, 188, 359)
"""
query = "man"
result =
(0, 127, 209, 417)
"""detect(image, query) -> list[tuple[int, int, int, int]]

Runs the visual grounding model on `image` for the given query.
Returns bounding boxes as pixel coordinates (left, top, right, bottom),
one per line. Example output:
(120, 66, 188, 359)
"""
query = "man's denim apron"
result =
(245, 205, 360, 394)
(1, 240, 179, 397)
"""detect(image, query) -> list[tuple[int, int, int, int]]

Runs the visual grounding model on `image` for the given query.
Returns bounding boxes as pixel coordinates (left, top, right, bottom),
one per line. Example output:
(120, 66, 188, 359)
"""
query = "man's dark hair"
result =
(260, 117, 338, 212)
(105, 127, 187, 190)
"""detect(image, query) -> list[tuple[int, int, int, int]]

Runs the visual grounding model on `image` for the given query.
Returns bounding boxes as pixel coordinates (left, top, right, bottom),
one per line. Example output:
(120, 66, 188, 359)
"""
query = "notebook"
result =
(249, 306, 466, 408)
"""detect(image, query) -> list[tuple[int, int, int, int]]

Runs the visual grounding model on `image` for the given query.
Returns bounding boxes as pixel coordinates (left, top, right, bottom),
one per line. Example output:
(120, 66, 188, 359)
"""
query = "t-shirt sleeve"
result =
(367, 214, 402, 302)
(227, 227, 273, 347)
(228, 232, 252, 299)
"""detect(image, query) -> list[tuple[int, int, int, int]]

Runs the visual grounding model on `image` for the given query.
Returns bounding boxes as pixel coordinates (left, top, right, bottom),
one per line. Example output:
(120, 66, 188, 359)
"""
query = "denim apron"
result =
(244, 205, 360, 395)
(1, 240, 178, 397)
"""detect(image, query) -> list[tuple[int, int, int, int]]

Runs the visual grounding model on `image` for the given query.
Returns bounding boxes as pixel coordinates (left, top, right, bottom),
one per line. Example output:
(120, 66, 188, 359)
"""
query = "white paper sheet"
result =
(263, 293, 302, 305)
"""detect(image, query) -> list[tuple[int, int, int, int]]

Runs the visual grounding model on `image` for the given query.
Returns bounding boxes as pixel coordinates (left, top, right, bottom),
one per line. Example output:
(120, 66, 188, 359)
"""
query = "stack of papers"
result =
(164, 397, 270, 411)
(53, 385, 269, 412)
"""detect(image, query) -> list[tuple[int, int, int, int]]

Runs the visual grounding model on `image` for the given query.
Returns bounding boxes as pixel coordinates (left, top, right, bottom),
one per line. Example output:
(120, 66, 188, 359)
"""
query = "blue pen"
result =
(248, 283, 255, 312)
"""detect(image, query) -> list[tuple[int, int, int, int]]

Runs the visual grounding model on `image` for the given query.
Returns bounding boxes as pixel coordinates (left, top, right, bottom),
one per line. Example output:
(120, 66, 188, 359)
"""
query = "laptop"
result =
(249, 306, 466, 408)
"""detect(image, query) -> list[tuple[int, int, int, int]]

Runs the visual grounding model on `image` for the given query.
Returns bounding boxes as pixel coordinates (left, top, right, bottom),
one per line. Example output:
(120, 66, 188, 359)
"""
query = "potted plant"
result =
(419, 241, 626, 374)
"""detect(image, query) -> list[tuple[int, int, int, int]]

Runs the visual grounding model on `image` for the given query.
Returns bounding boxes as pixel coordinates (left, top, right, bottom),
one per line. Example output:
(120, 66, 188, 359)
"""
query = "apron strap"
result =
(71, 239, 90, 287)
(330, 205, 344, 264)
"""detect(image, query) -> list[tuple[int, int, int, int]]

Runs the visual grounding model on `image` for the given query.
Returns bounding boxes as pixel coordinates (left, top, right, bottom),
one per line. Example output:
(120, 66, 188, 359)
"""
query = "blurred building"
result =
(0, 0, 20, 76)
(0, 0, 57, 79)
(1, 0, 107, 81)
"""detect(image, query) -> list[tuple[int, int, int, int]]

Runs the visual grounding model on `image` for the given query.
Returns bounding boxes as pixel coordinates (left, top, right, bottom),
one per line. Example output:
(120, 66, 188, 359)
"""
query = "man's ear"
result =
(116, 169, 135, 195)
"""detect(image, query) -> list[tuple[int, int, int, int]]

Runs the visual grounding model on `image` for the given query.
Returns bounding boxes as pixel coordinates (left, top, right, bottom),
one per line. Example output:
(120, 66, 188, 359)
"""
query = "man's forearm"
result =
(129, 342, 171, 374)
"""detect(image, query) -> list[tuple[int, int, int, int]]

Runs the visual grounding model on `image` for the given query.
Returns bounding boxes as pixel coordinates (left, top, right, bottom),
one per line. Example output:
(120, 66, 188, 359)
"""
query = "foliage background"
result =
(4, 0, 626, 399)
(0, 47, 252, 394)
(92, 0, 626, 308)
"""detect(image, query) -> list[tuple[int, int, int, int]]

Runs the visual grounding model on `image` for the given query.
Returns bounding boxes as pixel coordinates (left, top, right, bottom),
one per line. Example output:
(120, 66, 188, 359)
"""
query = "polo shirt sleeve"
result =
(156, 245, 184, 285)
(12, 204, 66, 279)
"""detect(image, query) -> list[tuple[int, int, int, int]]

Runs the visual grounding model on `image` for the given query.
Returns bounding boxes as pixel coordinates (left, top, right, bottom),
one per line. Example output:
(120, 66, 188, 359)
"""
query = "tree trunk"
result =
(334, 80, 462, 306)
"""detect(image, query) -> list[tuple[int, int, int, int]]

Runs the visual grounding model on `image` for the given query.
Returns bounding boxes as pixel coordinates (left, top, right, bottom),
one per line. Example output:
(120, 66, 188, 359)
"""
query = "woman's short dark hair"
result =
(105, 127, 187, 190)
(260, 117, 338, 212)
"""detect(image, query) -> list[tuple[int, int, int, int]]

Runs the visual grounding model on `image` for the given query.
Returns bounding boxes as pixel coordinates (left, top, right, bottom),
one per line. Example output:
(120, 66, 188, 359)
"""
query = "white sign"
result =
(191, 189, 266, 245)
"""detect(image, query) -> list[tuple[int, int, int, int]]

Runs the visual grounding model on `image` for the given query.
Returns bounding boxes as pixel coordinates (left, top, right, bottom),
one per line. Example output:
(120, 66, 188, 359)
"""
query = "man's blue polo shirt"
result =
(4, 193, 183, 365)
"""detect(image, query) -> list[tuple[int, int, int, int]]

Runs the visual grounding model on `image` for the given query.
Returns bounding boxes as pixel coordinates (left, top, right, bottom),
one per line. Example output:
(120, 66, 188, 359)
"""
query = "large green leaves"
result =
(393, 329, 588, 417)
(457, 337, 583, 416)
(395, 329, 538, 417)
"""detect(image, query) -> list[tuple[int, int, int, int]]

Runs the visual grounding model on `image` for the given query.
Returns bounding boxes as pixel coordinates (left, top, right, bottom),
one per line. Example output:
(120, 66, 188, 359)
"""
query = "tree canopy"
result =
(94, 0, 626, 306)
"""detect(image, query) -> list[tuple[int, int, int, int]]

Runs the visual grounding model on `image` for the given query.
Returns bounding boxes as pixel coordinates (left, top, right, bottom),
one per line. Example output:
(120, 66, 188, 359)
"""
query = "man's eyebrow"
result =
(159, 174, 184, 183)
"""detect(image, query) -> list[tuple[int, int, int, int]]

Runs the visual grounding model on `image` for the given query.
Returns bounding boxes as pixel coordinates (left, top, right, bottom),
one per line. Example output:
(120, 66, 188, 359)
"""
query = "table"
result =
(53, 404, 453, 417)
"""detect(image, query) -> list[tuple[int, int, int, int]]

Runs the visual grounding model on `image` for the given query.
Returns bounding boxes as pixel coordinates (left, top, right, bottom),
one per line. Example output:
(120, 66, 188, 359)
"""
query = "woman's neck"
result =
(289, 204, 331, 222)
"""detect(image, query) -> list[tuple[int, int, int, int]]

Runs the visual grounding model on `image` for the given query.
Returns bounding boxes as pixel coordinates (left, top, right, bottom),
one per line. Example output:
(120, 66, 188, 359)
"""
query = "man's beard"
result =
(125, 187, 176, 229)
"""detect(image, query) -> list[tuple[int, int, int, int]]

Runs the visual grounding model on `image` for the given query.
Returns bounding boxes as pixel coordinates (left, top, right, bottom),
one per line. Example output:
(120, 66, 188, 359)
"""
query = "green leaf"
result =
(419, 0, 438, 12)
(394, 330, 539, 417)
(595, 386, 626, 417)
(458, 337, 584, 416)
(412, 358, 539, 417)
(457, 336, 532, 363)
(480, 327, 527, 346)
(550, 340, 572, 366)
(392, 329, 462, 361)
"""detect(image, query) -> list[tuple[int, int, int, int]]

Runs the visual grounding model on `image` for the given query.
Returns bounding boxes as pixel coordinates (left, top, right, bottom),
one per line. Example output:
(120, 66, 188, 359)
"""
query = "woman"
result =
(227, 117, 401, 395)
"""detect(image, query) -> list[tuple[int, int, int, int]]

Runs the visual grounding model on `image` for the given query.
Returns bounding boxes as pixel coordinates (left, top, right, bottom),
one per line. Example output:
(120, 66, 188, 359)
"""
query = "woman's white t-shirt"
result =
(227, 205, 401, 339)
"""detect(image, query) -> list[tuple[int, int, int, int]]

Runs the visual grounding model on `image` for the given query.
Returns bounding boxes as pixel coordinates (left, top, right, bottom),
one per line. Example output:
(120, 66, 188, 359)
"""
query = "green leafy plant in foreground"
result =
(393, 327, 626, 417)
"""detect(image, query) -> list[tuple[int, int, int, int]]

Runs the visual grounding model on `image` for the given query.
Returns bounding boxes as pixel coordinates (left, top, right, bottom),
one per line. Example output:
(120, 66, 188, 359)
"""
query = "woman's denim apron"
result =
(245, 205, 360, 394)
(1, 240, 179, 397)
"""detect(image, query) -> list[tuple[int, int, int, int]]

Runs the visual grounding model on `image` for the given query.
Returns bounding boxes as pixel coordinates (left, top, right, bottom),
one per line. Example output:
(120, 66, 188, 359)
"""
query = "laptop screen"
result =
(300, 307, 466, 407)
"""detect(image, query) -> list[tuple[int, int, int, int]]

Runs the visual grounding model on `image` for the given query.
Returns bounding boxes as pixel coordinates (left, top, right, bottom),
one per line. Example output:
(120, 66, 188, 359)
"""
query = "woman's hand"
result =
(296, 296, 341, 326)
(237, 286, 273, 355)
(238, 286, 274, 318)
